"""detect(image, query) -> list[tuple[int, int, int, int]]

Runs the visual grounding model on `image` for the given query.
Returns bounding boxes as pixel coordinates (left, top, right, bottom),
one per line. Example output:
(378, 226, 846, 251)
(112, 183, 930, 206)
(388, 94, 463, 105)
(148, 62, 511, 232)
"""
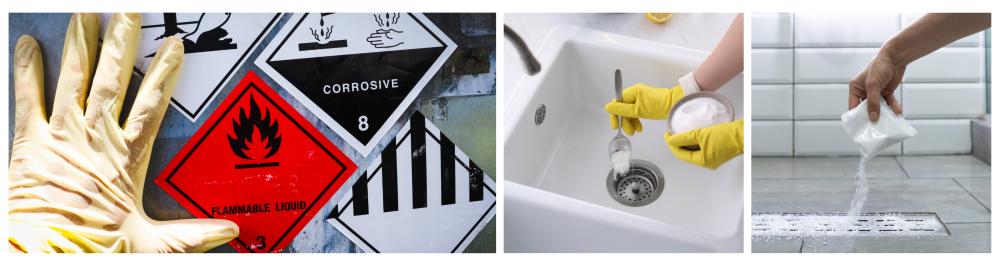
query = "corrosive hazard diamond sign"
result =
(155, 71, 357, 253)
(327, 112, 496, 253)
(255, 13, 457, 157)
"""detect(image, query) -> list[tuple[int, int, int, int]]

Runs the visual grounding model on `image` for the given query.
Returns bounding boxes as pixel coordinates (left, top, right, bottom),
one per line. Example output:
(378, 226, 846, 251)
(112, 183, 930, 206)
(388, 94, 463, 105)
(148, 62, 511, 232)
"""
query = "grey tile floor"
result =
(751, 155, 991, 253)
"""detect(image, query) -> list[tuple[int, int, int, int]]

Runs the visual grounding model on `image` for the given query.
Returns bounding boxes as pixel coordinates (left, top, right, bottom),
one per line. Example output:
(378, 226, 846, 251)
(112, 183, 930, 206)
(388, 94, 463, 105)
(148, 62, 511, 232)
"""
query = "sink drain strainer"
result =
(751, 212, 951, 238)
(606, 159, 664, 207)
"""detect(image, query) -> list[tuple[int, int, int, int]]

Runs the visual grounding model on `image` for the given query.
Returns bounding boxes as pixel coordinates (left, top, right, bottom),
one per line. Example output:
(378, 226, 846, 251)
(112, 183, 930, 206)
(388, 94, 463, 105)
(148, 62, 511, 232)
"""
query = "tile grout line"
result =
(893, 156, 911, 178)
(951, 178, 991, 213)
(791, 13, 796, 157)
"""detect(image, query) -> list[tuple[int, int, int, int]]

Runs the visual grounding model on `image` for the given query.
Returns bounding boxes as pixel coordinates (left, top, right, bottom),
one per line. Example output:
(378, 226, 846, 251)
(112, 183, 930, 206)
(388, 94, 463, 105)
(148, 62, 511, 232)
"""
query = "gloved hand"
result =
(663, 119, 744, 170)
(9, 13, 238, 253)
(605, 83, 686, 136)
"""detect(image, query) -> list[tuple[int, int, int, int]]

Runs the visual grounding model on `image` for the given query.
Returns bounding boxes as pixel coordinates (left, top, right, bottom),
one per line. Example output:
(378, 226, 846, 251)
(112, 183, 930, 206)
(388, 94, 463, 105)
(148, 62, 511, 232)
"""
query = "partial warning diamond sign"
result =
(256, 13, 457, 157)
(155, 71, 357, 253)
(327, 112, 496, 253)
(98, 13, 280, 121)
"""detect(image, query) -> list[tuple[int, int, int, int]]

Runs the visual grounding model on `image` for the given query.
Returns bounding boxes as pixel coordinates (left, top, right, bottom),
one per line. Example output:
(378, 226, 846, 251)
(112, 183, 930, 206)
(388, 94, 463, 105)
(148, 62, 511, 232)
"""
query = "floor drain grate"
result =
(751, 212, 950, 237)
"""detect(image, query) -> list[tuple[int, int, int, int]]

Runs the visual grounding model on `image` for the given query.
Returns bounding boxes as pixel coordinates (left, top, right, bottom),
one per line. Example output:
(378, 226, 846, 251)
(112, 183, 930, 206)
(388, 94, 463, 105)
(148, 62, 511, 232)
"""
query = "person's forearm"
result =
(882, 13, 990, 67)
(693, 13, 744, 92)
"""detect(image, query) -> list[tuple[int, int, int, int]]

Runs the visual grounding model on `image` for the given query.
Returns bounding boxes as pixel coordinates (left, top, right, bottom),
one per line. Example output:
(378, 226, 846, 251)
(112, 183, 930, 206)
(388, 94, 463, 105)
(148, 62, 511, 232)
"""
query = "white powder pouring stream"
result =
(841, 98, 917, 216)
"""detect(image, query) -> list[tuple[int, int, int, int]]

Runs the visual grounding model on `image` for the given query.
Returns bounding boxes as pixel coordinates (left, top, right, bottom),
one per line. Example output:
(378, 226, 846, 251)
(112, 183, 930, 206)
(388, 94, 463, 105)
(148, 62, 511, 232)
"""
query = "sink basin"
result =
(504, 25, 744, 253)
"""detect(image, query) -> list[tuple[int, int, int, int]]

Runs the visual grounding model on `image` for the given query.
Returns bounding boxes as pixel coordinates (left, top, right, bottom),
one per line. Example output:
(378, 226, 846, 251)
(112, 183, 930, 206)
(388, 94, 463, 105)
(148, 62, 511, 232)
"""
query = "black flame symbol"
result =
(228, 94, 281, 159)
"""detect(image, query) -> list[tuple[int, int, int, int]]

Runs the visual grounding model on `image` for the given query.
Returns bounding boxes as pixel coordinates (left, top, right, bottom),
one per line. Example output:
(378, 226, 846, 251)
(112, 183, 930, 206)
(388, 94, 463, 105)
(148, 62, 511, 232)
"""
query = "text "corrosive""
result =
(323, 79, 398, 94)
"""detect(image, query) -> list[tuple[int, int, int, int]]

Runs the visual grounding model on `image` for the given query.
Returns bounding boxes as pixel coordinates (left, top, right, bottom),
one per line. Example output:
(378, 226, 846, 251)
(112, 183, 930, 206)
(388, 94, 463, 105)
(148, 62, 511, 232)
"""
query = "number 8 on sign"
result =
(359, 116, 369, 131)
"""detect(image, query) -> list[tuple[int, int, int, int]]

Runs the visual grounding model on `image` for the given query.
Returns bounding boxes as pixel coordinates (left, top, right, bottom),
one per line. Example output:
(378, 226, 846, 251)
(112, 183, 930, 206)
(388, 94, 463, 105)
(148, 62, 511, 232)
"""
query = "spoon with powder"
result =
(609, 69, 632, 176)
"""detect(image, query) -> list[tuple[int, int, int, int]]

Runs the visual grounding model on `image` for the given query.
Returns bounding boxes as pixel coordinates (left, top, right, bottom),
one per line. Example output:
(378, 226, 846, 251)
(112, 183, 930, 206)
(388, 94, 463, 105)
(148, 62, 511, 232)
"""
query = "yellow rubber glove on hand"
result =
(9, 13, 238, 253)
(663, 119, 744, 170)
(605, 84, 686, 136)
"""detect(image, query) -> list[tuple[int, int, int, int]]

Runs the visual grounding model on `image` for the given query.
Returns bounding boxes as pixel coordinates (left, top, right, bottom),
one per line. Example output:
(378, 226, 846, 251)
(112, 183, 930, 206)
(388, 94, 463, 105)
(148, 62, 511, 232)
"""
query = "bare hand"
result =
(848, 52, 905, 121)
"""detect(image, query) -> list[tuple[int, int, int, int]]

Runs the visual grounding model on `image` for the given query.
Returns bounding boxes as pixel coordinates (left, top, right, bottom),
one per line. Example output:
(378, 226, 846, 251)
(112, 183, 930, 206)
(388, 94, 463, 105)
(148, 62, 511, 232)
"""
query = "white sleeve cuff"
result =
(678, 71, 701, 96)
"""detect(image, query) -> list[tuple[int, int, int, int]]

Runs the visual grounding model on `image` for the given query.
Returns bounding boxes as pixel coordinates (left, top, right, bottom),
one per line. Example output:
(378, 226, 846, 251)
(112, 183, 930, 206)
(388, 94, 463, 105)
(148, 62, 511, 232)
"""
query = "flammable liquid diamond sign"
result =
(255, 13, 457, 157)
(155, 71, 357, 253)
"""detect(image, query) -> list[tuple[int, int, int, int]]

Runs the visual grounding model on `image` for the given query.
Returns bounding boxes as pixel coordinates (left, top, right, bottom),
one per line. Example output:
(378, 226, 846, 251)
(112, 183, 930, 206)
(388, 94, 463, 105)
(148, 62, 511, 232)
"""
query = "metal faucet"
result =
(503, 24, 541, 75)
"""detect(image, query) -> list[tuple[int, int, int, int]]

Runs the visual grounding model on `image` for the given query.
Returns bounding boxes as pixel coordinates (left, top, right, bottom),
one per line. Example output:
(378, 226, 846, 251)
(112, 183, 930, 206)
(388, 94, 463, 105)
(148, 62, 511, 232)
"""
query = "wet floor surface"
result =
(751, 155, 991, 253)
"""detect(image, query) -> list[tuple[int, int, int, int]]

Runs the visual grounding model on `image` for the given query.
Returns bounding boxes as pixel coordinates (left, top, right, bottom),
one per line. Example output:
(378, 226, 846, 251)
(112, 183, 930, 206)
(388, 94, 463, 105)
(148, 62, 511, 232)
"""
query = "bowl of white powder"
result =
(666, 92, 735, 150)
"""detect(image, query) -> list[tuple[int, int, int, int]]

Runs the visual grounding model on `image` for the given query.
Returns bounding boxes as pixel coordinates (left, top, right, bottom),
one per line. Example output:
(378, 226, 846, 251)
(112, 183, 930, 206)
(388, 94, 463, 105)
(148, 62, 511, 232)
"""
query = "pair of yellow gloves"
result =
(606, 84, 743, 170)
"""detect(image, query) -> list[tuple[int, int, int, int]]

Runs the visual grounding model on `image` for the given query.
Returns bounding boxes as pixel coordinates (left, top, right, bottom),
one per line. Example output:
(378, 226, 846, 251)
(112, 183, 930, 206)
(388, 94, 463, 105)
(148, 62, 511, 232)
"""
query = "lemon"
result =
(645, 13, 673, 23)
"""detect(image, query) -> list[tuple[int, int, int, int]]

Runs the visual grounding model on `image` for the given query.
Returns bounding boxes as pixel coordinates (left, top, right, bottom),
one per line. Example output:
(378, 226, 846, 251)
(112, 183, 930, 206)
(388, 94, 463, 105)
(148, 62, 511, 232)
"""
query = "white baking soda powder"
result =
(670, 97, 730, 134)
(611, 150, 632, 177)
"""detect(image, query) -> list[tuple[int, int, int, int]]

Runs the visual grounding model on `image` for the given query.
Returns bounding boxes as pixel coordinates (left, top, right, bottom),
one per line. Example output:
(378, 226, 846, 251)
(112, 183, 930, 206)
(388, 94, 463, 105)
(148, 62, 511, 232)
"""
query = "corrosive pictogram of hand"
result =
(367, 29, 405, 48)
(9, 13, 238, 253)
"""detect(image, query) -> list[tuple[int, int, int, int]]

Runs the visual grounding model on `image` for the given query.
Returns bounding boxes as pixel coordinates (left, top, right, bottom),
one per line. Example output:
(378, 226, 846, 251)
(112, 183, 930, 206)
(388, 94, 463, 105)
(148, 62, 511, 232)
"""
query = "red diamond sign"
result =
(155, 70, 357, 253)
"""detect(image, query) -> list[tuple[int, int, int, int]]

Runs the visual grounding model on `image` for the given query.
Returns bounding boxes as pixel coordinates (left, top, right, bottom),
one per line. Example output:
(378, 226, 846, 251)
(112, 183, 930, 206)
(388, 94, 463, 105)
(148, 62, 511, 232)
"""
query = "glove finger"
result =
(664, 132, 700, 165)
(84, 13, 141, 130)
(631, 118, 643, 133)
(13, 35, 48, 140)
(122, 36, 184, 172)
(152, 218, 239, 253)
(50, 13, 99, 132)
(609, 113, 619, 130)
(665, 129, 701, 147)
(605, 101, 640, 118)
(621, 84, 641, 104)
(621, 117, 635, 136)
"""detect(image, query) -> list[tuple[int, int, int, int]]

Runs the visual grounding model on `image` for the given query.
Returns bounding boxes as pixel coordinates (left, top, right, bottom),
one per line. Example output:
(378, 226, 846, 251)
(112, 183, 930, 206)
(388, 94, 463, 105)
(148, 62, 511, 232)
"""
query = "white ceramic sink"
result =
(504, 25, 744, 252)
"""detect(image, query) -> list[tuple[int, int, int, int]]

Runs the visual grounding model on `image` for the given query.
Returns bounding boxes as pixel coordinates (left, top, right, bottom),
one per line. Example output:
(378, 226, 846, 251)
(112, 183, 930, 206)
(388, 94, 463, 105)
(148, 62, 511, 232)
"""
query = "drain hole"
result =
(606, 160, 663, 207)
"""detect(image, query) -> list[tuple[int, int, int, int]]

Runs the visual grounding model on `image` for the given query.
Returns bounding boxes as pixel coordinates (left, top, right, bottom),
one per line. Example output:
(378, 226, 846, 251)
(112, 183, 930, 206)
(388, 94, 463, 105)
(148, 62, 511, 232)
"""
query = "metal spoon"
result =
(609, 69, 632, 159)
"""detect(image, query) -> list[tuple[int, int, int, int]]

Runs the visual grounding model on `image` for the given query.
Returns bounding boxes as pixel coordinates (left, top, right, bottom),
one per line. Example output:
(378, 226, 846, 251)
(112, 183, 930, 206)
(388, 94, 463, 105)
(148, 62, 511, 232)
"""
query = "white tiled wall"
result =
(902, 83, 984, 118)
(903, 48, 982, 83)
(751, 49, 793, 84)
(794, 48, 879, 83)
(751, 13, 793, 48)
(794, 13, 899, 48)
(752, 121, 793, 156)
(752, 85, 793, 120)
(751, 13, 986, 156)
(904, 120, 972, 155)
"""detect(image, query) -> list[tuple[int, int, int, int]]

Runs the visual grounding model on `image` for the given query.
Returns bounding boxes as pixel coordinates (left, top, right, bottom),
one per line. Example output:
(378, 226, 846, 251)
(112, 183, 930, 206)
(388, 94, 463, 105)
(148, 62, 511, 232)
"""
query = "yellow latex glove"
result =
(605, 83, 686, 136)
(9, 13, 238, 253)
(663, 119, 744, 170)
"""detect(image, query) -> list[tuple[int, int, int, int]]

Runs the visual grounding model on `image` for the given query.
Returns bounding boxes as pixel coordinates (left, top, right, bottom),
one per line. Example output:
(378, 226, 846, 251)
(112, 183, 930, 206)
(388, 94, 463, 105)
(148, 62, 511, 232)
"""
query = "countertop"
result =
(503, 13, 739, 104)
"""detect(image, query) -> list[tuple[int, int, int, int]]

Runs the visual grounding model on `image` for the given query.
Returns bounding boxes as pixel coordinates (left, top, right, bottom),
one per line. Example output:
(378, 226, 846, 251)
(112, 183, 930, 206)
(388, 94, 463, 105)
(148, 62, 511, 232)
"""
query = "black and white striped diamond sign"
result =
(327, 112, 496, 253)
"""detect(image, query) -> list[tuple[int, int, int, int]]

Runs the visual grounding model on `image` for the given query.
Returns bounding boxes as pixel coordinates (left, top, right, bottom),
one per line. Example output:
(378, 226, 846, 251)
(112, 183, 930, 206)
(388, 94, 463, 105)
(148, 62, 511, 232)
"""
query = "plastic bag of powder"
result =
(841, 98, 918, 160)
